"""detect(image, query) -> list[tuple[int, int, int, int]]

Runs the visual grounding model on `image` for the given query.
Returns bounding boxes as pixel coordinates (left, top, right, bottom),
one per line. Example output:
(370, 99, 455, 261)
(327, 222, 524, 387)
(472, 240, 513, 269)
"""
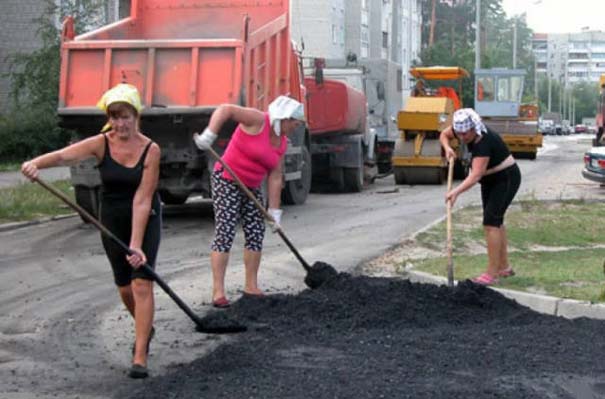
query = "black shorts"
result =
(480, 164, 521, 227)
(100, 196, 162, 287)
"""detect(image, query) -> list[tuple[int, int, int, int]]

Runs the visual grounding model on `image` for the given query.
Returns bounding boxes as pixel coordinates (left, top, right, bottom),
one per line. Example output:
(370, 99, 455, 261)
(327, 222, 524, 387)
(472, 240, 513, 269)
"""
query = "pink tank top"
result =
(214, 113, 287, 188)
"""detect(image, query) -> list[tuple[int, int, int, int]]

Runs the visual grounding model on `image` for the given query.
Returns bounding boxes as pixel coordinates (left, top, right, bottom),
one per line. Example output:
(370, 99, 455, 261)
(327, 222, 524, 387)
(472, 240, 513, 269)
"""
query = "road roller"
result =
(392, 66, 470, 185)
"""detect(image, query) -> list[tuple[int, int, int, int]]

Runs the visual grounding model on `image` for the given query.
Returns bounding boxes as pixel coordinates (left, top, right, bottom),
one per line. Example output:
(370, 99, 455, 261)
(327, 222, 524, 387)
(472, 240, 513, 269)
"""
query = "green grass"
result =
(0, 162, 21, 172)
(407, 200, 605, 302)
(0, 180, 75, 223)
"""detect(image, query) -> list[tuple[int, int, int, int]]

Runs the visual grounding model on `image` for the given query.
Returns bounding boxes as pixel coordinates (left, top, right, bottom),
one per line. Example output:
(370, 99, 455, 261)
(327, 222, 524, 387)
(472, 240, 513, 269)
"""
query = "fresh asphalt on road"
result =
(2, 134, 605, 398)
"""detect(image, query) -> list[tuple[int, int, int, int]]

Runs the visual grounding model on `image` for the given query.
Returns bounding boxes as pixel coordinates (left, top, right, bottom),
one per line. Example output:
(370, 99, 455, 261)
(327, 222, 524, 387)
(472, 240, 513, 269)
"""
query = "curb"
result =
(0, 213, 78, 233)
(405, 269, 605, 321)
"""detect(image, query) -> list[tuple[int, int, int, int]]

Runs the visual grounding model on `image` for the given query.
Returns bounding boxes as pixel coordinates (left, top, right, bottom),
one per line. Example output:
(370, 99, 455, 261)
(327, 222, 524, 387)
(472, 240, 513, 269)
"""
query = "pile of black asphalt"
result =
(120, 273, 605, 399)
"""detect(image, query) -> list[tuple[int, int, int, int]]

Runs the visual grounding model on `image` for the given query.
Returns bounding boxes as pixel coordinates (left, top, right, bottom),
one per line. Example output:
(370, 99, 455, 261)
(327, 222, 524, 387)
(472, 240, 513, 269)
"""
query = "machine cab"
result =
(474, 69, 525, 117)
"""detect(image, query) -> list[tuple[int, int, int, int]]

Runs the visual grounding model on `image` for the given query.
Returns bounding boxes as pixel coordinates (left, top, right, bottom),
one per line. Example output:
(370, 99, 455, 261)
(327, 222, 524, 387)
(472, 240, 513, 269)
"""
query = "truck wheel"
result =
(282, 146, 311, 205)
(159, 190, 189, 205)
(343, 166, 364, 192)
(74, 185, 101, 222)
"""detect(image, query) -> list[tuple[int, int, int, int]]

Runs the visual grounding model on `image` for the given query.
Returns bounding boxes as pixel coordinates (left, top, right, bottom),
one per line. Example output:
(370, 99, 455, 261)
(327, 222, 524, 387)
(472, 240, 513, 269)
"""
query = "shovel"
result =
(446, 159, 455, 287)
(207, 146, 337, 289)
(33, 177, 246, 334)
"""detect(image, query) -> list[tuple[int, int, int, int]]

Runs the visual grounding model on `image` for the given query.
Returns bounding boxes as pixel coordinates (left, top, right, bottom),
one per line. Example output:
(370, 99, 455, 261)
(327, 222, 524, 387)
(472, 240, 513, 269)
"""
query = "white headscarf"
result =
(268, 95, 305, 136)
(453, 108, 486, 136)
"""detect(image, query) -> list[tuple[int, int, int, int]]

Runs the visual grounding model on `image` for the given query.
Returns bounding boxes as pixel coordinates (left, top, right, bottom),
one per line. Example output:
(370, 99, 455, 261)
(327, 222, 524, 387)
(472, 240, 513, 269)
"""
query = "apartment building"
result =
(291, 0, 422, 94)
(533, 30, 605, 86)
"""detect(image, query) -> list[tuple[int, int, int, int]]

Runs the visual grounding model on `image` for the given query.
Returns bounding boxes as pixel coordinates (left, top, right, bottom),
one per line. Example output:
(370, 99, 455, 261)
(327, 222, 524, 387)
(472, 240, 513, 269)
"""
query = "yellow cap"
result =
(96, 83, 143, 114)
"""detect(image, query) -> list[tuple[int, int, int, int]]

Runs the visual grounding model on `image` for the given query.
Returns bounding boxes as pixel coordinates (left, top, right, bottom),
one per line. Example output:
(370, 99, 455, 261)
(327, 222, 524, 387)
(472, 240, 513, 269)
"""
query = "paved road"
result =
(0, 134, 600, 398)
(0, 167, 71, 188)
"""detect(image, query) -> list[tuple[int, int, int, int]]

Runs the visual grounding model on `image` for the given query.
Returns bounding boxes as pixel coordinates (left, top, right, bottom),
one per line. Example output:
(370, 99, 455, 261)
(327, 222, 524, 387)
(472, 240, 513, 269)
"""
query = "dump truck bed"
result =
(58, 0, 301, 115)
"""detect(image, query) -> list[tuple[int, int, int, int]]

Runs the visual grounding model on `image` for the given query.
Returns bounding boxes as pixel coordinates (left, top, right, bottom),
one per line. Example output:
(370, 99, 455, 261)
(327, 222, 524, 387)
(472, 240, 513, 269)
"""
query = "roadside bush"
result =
(0, 111, 71, 162)
(1, 0, 104, 162)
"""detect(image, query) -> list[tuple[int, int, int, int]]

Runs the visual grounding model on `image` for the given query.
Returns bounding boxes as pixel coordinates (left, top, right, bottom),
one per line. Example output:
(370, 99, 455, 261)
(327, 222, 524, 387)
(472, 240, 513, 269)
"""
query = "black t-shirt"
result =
(466, 127, 510, 169)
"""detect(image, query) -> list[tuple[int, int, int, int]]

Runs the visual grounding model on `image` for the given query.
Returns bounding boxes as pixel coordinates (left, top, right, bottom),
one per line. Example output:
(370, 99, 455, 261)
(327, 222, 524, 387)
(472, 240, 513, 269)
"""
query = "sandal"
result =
(212, 296, 231, 309)
(128, 364, 149, 379)
(499, 267, 515, 278)
(471, 273, 499, 286)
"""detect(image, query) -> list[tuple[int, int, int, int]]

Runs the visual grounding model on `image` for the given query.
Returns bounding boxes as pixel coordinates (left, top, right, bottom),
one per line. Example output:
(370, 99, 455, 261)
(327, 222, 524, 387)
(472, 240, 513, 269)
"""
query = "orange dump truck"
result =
(58, 0, 311, 214)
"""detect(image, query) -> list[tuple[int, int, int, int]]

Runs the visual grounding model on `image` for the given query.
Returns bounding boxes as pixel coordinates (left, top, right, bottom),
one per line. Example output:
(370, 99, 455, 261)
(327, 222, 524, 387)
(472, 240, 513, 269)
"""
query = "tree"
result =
(0, 0, 105, 161)
(572, 81, 600, 124)
(418, 0, 539, 106)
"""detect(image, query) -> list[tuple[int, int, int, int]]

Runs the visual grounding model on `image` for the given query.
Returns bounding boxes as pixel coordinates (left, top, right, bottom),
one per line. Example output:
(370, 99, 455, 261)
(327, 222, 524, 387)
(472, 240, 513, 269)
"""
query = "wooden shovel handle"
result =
(446, 159, 454, 287)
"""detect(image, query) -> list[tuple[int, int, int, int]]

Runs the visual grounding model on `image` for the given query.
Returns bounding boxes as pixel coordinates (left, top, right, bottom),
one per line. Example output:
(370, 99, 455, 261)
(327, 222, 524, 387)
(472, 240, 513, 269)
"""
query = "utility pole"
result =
(534, 58, 538, 101)
(546, 70, 552, 112)
(562, 85, 566, 119)
(569, 90, 573, 123)
(429, 0, 436, 46)
(513, 18, 517, 68)
(475, 0, 481, 70)
(558, 81, 562, 115)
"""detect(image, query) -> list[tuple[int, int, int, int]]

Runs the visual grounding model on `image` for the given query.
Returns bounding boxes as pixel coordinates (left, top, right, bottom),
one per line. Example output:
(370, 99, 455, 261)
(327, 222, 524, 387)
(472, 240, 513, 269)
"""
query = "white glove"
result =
(193, 127, 217, 150)
(267, 208, 283, 232)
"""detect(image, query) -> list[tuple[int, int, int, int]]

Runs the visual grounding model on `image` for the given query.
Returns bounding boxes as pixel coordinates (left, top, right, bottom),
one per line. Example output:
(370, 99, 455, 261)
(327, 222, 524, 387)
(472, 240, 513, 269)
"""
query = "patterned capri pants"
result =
(211, 170, 266, 252)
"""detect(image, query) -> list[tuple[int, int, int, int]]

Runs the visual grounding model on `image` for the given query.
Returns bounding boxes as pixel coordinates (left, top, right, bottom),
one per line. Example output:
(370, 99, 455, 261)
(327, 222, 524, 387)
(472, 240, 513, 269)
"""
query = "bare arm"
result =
(446, 156, 489, 205)
(21, 135, 104, 179)
(208, 104, 266, 136)
(128, 143, 161, 267)
(439, 126, 457, 160)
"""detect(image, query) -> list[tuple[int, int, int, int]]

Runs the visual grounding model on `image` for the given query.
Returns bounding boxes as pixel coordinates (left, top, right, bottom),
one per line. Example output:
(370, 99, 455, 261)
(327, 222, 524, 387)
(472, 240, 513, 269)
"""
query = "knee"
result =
(131, 279, 153, 298)
(118, 284, 133, 298)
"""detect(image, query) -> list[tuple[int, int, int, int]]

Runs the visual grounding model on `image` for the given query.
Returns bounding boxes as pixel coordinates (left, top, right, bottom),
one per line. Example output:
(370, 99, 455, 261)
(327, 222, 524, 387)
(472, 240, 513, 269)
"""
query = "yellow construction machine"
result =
(475, 68, 543, 160)
(392, 66, 470, 185)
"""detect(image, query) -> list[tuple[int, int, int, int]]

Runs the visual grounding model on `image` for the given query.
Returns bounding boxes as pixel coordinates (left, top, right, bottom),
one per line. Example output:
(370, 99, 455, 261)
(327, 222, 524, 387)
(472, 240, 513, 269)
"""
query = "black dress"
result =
(98, 134, 161, 286)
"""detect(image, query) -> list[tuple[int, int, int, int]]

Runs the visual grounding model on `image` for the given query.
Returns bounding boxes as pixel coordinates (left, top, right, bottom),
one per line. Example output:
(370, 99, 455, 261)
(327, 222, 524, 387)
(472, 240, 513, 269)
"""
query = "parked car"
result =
(575, 124, 588, 133)
(539, 120, 554, 135)
(582, 146, 605, 184)
(588, 125, 598, 134)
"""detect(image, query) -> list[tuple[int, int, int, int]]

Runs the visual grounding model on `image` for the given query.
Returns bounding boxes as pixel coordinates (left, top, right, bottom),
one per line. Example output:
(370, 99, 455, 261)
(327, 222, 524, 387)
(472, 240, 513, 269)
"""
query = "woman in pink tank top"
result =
(193, 96, 305, 308)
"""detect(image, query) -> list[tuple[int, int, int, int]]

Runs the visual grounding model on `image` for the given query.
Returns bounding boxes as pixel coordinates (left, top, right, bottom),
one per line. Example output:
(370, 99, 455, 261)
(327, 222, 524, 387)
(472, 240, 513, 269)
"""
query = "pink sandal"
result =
(498, 267, 515, 278)
(471, 273, 499, 286)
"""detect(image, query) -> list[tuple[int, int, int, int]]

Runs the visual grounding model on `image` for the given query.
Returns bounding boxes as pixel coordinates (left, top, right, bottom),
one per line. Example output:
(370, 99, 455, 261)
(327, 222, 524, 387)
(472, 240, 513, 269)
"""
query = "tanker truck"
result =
(304, 58, 377, 192)
(304, 57, 402, 176)
(58, 0, 311, 215)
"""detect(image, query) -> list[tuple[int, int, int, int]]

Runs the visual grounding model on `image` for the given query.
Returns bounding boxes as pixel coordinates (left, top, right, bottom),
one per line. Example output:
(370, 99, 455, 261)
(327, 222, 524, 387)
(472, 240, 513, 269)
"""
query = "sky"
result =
(501, 0, 605, 34)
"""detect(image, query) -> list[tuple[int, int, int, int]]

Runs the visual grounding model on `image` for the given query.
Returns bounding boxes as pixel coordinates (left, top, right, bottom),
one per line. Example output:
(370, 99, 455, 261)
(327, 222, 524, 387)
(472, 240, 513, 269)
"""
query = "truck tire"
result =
(159, 190, 189, 205)
(74, 185, 101, 222)
(282, 146, 311, 205)
(343, 166, 364, 192)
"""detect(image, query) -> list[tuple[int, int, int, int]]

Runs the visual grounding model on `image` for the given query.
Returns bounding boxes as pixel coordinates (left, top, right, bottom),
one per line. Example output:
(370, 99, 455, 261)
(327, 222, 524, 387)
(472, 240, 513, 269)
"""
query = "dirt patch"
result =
(119, 273, 605, 398)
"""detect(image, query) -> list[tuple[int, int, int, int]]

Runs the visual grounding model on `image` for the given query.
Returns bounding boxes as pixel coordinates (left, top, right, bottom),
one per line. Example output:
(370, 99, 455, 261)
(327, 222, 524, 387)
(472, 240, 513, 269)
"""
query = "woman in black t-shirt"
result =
(439, 108, 521, 286)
